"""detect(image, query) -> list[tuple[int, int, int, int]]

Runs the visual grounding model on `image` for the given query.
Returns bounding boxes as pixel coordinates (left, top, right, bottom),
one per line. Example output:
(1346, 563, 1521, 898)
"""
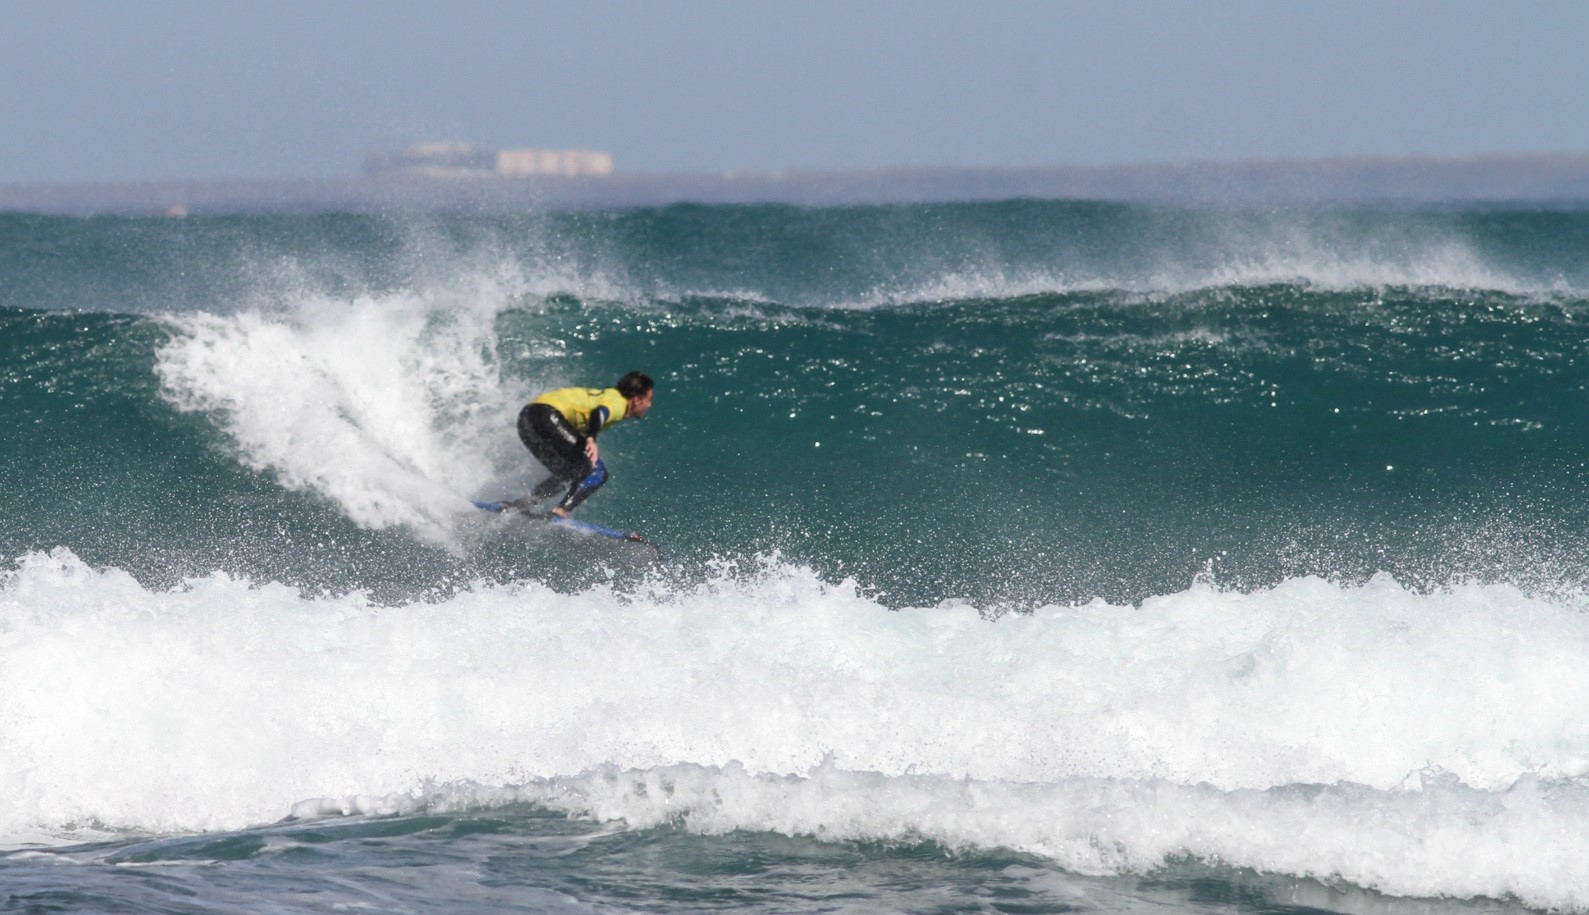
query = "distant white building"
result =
(365, 143, 613, 179)
(495, 148, 613, 177)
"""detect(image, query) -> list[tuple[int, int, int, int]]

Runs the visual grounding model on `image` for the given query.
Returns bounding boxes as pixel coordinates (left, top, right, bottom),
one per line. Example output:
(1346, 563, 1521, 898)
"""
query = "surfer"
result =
(516, 371, 654, 518)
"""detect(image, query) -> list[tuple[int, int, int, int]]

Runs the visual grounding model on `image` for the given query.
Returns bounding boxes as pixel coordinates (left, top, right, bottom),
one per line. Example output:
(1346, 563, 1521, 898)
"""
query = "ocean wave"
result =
(10, 204, 1588, 321)
(344, 763, 1585, 911)
(5, 547, 1589, 906)
(277, 763, 1589, 909)
(848, 247, 1563, 309)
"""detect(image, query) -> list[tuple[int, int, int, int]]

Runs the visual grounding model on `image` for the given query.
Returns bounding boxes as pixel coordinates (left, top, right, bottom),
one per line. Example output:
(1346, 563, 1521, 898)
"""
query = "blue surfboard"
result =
(473, 500, 659, 553)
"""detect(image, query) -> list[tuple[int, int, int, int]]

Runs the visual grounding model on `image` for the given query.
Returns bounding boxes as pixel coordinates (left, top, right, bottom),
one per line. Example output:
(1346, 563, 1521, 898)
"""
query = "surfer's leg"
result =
(558, 459, 608, 513)
(519, 404, 588, 500)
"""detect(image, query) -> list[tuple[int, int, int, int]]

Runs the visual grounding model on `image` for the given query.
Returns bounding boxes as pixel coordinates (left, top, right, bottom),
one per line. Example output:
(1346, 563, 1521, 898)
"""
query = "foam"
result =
(1185, 234, 1530, 296)
(154, 271, 533, 540)
(850, 222, 1560, 308)
(498, 764, 1589, 911)
(5, 548, 1589, 905)
(854, 270, 1120, 307)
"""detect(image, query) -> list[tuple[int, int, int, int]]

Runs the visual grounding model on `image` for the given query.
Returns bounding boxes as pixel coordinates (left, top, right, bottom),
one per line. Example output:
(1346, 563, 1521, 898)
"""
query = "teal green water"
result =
(4, 202, 1589, 913)
(4, 204, 1589, 605)
(1, 806, 1531, 915)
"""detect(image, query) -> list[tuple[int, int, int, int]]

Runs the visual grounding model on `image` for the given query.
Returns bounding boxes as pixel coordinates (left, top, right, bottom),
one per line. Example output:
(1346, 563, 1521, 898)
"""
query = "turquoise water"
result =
(3, 202, 1589, 912)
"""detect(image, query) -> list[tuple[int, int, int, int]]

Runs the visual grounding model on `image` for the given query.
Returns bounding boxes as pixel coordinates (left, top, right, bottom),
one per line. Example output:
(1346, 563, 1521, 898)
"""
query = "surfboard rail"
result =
(472, 500, 660, 554)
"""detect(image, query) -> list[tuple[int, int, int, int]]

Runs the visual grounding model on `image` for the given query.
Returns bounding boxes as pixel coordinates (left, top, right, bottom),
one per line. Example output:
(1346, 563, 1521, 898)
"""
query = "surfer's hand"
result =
(584, 438, 599, 464)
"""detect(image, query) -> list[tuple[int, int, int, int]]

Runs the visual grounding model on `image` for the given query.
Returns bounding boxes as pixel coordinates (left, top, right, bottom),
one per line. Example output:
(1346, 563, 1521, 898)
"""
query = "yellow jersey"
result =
(531, 387, 630, 436)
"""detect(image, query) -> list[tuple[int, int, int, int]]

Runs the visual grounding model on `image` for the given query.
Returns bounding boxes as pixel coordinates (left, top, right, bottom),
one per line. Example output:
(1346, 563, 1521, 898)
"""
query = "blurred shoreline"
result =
(4, 152, 1588, 216)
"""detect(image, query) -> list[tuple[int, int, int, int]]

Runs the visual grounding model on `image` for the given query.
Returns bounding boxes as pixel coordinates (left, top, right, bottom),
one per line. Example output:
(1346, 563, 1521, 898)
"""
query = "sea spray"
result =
(8, 202, 1589, 910)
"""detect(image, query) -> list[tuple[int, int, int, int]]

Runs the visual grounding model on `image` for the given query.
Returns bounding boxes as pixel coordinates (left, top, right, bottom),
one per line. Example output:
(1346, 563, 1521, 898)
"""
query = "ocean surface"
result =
(3, 200, 1589, 913)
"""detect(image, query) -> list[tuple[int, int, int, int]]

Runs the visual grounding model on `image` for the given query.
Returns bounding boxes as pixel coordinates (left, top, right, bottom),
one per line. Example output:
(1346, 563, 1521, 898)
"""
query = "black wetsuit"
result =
(518, 403, 610, 513)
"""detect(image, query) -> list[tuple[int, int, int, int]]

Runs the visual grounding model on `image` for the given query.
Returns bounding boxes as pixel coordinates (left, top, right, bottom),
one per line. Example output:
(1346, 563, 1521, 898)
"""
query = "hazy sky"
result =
(4, 0, 1587, 185)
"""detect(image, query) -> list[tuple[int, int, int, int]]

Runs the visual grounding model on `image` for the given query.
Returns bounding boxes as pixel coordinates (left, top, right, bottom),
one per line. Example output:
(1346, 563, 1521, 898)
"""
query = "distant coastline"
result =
(4, 152, 1588, 216)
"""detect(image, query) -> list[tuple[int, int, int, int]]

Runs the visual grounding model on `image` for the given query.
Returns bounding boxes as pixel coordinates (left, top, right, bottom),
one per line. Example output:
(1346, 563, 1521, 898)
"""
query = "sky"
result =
(3, 0, 1587, 185)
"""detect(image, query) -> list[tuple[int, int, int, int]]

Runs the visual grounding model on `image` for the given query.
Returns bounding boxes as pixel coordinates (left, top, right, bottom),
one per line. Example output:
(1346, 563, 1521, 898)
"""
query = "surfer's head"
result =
(617, 371, 655, 419)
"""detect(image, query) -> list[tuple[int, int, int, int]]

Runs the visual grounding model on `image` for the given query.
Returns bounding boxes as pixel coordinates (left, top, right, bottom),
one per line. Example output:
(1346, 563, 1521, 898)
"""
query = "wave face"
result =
(4, 201, 1589, 911)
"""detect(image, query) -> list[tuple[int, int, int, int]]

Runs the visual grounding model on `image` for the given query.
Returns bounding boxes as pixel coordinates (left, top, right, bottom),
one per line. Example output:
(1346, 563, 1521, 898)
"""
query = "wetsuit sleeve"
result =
(588, 405, 610, 438)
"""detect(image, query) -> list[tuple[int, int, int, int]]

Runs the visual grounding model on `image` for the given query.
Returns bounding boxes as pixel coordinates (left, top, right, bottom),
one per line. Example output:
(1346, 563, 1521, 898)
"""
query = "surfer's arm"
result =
(582, 406, 610, 464)
(588, 406, 610, 437)
(583, 406, 612, 463)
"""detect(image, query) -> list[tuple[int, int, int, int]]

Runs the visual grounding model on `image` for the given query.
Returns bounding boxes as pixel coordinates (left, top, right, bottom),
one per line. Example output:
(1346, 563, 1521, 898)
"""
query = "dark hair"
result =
(616, 371, 654, 399)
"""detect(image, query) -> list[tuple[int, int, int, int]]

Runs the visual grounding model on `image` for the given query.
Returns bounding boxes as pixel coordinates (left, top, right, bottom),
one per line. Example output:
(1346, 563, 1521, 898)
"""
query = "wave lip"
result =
(854, 251, 1557, 309)
(501, 763, 1588, 912)
(284, 762, 1589, 911)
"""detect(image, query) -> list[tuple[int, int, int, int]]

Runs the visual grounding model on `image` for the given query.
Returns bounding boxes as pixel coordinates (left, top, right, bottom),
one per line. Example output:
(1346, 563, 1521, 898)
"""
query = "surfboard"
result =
(473, 500, 660, 554)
